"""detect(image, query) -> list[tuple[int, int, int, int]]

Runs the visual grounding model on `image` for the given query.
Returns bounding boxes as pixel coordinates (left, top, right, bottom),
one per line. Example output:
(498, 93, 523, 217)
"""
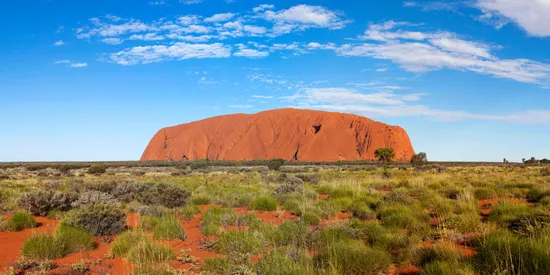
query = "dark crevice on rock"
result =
(313, 124, 322, 134)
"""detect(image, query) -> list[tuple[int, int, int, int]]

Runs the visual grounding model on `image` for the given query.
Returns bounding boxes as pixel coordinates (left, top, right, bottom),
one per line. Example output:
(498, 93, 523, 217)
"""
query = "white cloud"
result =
(403, 1, 461, 12)
(243, 25, 267, 35)
(376, 68, 388, 72)
(204, 13, 235, 23)
(234, 43, 270, 58)
(284, 88, 406, 105)
(181, 0, 203, 4)
(101, 38, 123, 44)
(53, 40, 65, 46)
(257, 4, 351, 35)
(128, 33, 165, 41)
(338, 21, 550, 84)
(54, 60, 88, 68)
(475, 0, 550, 36)
(229, 104, 254, 108)
(109, 42, 232, 65)
(252, 95, 273, 99)
(178, 15, 201, 25)
(253, 4, 274, 13)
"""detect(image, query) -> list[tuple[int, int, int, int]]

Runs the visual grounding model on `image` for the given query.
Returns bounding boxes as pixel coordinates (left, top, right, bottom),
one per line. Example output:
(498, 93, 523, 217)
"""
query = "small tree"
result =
(374, 148, 395, 163)
(268, 159, 285, 171)
(87, 164, 106, 175)
(410, 152, 428, 166)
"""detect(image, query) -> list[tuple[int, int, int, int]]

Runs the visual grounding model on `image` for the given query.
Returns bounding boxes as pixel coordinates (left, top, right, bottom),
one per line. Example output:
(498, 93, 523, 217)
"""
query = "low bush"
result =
(139, 215, 160, 231)
(475, 231, 550, 274)
(268, 159, 285, 171)
(217, 231, 262, 264)
(2, 211, 37, 231)
(201, 207, 239, 236)
(71, 191, 119, 208)
(421, 261, 475, 275)
(191, 196, 212, 205)
(317, 239, 392, 274)
(62, 203, 126, 236)
(126, 239, 176, 265)
(111, 231, 148, 257)
(153, 216, 186, 241)
(181, 205, 200, 221)
(314, 200, 339, 219)
(487, 200, 530, 226)
(473, 188, 498, 200)
(22, 234, 64, 260)
(384, 189, 413, 204)
(255, 248, 312, 275)
(202, 257, 231, 274)
(413, 243, 464, 267)
(251, 196, 279, 211)
(348, 200, 376, 220)
(18, 189, 78, 216)
(55, 224, 95, 254)
(265, 221, 308, 248)
(274, 176, 304, 195)
(526, 187, 548, 203)
(300, 211, 321, 226)
(508, 209, 550, 237)
(87, 164, 106, 175)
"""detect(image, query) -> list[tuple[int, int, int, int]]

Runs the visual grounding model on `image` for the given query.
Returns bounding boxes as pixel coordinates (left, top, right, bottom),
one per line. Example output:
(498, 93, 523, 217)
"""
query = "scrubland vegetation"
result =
(0, 160, 549, 274)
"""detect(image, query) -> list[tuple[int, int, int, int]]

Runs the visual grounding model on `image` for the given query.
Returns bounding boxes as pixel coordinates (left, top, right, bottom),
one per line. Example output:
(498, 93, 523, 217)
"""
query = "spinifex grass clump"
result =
(2, 211, 37, 231)
(317, 239, 392, 274)
(152, 216, 186, 241)
(22, 234, 65, 260)
(217, 230, 262, 264)
(111, 230, 175, 265)
(201, 207, 239, 236)
(250, 196, 279, 211)
(55, 224, 95, 254)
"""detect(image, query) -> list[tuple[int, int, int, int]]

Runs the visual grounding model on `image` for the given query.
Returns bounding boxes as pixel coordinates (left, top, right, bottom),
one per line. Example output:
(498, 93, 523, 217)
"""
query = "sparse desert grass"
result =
(0, 163, 549, 274)
(1, 211, 37, 231)
(22, 234, 65, 260)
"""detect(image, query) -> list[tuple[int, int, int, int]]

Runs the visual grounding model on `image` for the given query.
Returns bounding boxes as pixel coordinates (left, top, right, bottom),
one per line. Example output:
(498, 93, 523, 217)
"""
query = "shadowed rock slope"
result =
(141, 108, 415, 162)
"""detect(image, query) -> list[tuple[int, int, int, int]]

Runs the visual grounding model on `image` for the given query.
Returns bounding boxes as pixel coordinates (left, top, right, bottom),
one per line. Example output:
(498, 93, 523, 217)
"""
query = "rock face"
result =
(140, 108, 415, 162)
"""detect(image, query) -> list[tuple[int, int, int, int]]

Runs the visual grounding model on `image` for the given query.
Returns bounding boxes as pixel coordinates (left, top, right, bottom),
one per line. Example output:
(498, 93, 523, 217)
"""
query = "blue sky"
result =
(1, 0, 549, 162)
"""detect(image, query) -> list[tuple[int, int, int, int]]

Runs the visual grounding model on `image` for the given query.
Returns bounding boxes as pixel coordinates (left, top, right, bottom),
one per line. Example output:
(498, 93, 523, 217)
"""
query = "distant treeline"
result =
(0, 159, 547, 170)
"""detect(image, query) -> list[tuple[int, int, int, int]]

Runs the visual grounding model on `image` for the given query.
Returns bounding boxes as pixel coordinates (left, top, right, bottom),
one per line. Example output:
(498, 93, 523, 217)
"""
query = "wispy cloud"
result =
(53, 40, 65, 46)
(336, 21, 550, 84)
(229, 104, 254, 108)
(251, 95, 273, 99)
(474, 0, 550, 37)
(54, 60, 88, 68)
(109, 42, 231, 65)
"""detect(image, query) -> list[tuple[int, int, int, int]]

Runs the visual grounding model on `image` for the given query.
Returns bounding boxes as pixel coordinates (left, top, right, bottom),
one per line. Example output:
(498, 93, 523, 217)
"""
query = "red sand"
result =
(140, 108, 415, 162)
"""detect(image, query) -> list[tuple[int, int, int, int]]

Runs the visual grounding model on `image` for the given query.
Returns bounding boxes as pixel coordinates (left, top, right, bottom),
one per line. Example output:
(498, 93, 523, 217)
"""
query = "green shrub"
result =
(475, 231, 550, 274)
(202, 257, 230, 274)
(318, 239, 391, 274)
(378, 205, 430, 233)
(526, 187, 547, 202)
(268, 159, 285, 171)
(18, 189, 78, 216)
(384, 189, 413, 204)
(111, 231, 148, 257)
(71, 191, 119, 208)
(348, 200, 376, 220)
(251, 196, 279, 211)
(126, 239, 176, 265)
(266, 221, 308, 247)
(217, 231, 262, 264)
(201, 207, 239, 236)
(87, 164, 106, 175)
(22, 234, 64, 260)
(473, 188, 497, 200)
(421, 261, 474, 275)
(181, 204, 200, 221)
(139, 215, 160, 231)
(275, 176, 304, 195)
(112, 182, 190, 208)
(314, 200, 339, 219)
(62, 203, 126, 236)
(256, 248, 312, 275)
(487, 200, 530, 226)
(55, 224, 95, 254)
(300, 211, 321, 226)
(153, 216, 186, 241)
(508, 209, 550, 237)
(191, 196, 212, 205)
(413, 243, 464, 267)
(2, 211, 37, 231)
